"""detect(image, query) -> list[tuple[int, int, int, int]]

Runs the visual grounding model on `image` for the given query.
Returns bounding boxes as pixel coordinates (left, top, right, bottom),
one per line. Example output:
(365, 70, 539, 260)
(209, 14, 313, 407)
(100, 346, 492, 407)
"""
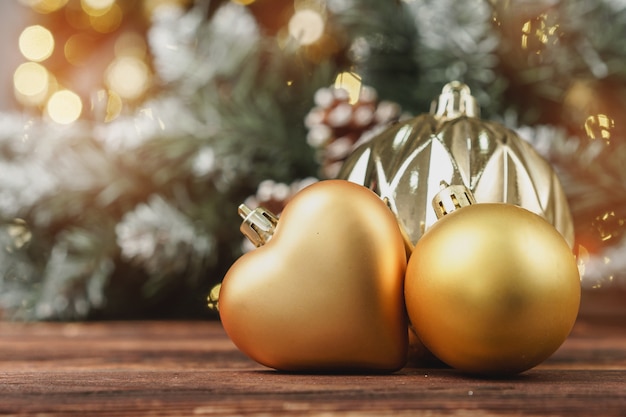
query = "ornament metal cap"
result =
(238, 204, 279, 247)
(430, 81, 480, 120)
(207, 283, 221, 311)
(432, 181, 476, 219)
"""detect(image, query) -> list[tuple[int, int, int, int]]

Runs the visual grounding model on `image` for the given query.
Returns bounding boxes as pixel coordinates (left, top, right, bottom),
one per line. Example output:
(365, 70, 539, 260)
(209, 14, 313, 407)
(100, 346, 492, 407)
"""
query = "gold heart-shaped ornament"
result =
(219, 180, 408, 372)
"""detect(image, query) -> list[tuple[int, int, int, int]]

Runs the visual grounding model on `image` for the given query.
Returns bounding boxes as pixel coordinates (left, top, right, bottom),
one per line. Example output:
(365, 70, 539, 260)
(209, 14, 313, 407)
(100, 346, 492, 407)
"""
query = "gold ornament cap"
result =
(430, 81, 480, 120)
(207, 283, 221, 311)
(432, 181, 476, 219)
(238, 204, 279, 247)
(207, 204, 280, 311)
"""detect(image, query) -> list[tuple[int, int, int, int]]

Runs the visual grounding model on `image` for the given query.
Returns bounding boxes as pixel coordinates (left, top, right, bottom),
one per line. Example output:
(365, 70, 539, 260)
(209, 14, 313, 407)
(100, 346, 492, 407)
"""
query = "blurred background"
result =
(0, 0, 624, 320)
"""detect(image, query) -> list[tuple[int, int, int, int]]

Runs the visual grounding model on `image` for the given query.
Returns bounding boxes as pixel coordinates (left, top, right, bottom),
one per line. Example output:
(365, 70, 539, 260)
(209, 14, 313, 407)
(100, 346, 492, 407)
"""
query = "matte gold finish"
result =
(219, 180, 408, 372)
(405, 203, 581, 375)
(338, 81, 574, 250)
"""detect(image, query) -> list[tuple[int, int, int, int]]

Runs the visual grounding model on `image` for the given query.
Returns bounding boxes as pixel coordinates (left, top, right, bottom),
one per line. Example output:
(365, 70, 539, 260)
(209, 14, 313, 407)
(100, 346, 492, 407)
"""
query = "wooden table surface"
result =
(0, 306, 624, 416)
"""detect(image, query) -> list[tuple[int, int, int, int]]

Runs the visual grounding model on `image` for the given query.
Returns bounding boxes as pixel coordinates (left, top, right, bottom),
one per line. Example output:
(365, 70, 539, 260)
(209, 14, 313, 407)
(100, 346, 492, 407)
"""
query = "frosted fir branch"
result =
(603, 0, 626, 12)
(148, 4, 204, 85)
(99, 4, 251, 155)
(0, 114, 58, 219)
(327, 0, 414, 34)
(143, 0, 321, 187)
(94, 95, 221, 153)
(116, 194, 215, 295)
(405, 0, 503, 112)
(0, 217, 118, 321)
(327, 0, 419, 111)
(149, 2, 260, 94)
(35, 240, 115, 320)
(493, 0, 626, 119)
(559, 0, 626, 78)
(0, 220, 40, 319)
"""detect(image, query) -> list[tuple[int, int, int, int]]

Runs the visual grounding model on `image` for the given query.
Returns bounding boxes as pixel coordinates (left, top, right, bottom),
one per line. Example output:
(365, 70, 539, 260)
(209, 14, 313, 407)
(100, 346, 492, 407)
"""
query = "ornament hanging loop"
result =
(432, 181, 476, 219)
(430, 81, 480, 120)
(238, 204, 279, 247)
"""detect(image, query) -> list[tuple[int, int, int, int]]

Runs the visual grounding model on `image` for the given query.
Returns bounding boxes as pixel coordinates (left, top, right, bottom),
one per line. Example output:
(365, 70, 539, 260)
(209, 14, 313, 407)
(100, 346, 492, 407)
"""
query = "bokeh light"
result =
(93, 89, 124, 122)
(19, 25, 55, 62)
(105, 56, 151, 100)
(65, 2, 92, 30)
(13, 62, 50, 106)
(334, 71, 362, 104)
(16, 0, 159, 121)
(81, 0, 115, 17)
(288, 9, 325, 45)
(105, 90, 123, 122)
(143, 0, 191, 18)
(114, 32, 148, 58)
(65, 33, 97, 66)
(89, 2, 123, 33)
(47, 90, 83, 124)
(19, 0, 69, 14)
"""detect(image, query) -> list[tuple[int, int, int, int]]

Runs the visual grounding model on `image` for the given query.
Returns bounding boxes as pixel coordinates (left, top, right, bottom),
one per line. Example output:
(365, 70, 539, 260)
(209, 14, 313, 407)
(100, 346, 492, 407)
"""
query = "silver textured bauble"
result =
(338, 81, 574, 250)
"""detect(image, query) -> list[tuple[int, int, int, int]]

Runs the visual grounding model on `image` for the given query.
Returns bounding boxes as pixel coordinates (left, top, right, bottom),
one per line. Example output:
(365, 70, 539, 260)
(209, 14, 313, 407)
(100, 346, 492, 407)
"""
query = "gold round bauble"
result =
(338, 81, 574, 251)
(219, 180, 408, 372)
(405, 203, 581, 375)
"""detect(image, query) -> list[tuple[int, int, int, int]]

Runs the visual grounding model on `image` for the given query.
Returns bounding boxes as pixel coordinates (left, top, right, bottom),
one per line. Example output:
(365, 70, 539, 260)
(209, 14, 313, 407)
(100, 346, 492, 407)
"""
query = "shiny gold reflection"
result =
(584, 114, 615, 143)
(520, 13, 559, 51)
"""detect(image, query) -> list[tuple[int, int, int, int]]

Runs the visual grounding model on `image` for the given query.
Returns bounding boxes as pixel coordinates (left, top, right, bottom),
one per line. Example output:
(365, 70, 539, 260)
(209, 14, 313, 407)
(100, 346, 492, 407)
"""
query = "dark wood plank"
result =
(0, 313, 624, 416)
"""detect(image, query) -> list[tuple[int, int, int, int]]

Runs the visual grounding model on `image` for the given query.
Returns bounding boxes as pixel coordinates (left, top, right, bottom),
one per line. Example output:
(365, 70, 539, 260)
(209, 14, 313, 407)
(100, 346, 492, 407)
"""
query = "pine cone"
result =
(305, 85, 402, 178)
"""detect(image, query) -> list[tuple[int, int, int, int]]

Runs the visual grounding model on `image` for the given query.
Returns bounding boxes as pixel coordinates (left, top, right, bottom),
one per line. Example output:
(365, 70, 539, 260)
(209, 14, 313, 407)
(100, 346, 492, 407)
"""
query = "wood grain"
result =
(0, 313, 624, 416)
